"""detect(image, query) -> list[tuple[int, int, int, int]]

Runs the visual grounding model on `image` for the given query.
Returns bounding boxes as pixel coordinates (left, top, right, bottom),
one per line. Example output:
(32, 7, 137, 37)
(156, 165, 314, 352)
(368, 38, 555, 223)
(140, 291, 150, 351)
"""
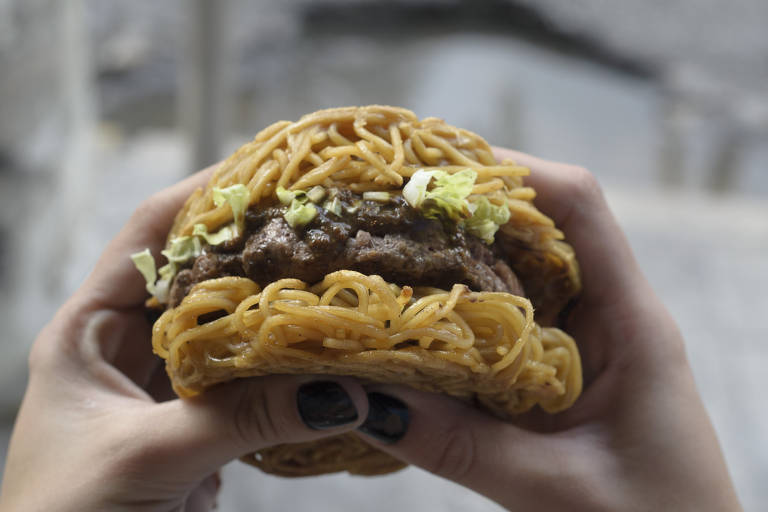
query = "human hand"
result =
(0, 168, 369, 512)
(355, 149, 743, 511)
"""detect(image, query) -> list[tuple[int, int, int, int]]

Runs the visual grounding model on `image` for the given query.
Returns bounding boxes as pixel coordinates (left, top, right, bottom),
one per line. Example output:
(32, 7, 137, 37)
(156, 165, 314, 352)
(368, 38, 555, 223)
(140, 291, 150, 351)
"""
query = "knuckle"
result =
(427, 427, 478, 481)
(27, 336, 53, 374)
(566, 166, 602, 203)
(231, 383, 285, 448)
(131, 196, 161, 224)
(103, 418, 168, 478)
(27, 309, 83, 375)
(129, 194, 172, 241)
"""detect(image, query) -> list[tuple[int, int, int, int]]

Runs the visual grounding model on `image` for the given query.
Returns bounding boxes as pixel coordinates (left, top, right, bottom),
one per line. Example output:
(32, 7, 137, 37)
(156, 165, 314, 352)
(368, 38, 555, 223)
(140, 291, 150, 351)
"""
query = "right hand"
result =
(355, 149, 742, 511)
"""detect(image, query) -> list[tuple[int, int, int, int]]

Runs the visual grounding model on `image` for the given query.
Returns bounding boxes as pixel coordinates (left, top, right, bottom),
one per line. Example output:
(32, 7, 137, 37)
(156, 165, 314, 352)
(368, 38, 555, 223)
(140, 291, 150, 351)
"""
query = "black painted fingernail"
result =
(358, 392, 409, 444)
(297, 381, 358, 430)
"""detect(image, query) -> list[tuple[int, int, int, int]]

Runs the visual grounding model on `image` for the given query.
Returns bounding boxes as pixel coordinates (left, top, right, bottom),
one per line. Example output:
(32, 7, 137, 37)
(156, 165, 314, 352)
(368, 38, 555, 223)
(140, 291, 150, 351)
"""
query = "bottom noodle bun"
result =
(152, 270, 582, 476)
(247, 434, 408, 477)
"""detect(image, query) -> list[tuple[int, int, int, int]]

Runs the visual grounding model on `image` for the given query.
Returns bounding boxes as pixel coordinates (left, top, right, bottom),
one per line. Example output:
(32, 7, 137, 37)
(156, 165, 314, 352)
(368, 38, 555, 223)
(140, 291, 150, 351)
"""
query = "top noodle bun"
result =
(153, 106, 582, 476)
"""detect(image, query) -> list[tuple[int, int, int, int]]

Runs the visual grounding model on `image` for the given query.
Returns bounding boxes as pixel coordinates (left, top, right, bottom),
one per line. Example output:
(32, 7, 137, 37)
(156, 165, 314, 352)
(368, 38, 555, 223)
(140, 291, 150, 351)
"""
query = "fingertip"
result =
(355, 386, 527, 488)
(356, 385, 494, 445)
(491, 146, 645, 311)
(357, 391, 410, 444)
(295, 378, 368, 431)
(143, 375, 370, 481)
(492, 146, 550, 170)
(213, 375, 368, 447)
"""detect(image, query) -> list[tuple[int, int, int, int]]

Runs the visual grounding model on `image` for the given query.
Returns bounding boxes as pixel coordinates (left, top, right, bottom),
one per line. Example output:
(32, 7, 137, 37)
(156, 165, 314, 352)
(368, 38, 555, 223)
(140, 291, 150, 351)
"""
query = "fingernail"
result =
(358, 392, 409, 444)
(297, 381, 358, 430)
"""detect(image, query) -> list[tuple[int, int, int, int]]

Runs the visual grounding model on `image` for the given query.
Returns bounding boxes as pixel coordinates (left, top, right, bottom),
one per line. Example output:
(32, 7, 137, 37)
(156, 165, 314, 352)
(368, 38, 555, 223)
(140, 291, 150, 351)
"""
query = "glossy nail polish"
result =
(358, 392, 409, 443)
(296, 381, 358, 430)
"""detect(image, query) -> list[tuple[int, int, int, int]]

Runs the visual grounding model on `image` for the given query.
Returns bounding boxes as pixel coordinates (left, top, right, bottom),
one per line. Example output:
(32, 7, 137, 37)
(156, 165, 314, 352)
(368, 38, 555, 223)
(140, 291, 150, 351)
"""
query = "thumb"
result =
(134, 376, 368, 481)
(355, 385, 556, 506)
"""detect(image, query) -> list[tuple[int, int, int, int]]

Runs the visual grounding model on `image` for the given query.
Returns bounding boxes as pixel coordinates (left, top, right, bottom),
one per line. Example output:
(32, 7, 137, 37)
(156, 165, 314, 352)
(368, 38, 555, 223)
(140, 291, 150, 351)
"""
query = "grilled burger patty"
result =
(169, 189, 524, 307)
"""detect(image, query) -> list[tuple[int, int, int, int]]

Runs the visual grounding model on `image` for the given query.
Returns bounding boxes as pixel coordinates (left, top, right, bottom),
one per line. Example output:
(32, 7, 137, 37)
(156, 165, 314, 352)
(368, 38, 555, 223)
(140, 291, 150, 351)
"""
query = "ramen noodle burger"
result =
(131, 106, 583, 476)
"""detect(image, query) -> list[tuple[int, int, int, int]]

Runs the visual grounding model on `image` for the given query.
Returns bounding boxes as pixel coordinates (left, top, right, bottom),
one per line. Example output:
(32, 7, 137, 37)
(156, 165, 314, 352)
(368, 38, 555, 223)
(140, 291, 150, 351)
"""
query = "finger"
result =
(493, 147, 653, 311)
(76, 308, 159, 388)
(81, 165, 216, 310)
(126, 376, 369, 482)
(185, 472, 221, 512)
(145, 361, 176, 402)
(355, 386, 563, 508)
(35, 301, 169, 397)
(492, 148, 677, 381)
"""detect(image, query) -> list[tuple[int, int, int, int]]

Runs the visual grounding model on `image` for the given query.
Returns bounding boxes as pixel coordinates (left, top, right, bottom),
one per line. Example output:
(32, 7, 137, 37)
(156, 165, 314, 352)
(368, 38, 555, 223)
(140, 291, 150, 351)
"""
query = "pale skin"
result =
(0, 150, 742, 511)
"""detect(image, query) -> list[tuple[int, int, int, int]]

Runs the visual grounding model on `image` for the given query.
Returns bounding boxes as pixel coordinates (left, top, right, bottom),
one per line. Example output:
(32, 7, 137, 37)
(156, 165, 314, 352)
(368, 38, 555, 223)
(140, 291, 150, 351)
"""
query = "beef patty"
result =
(169, 191, 524, 307)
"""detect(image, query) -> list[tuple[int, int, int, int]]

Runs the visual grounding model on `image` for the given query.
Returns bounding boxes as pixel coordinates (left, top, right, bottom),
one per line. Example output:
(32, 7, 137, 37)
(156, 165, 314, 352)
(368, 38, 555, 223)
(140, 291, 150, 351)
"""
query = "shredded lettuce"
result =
(131, 249, 172, 302)
(402, 169, 435, 209)
(277, 186, 321, 227)
(307, 185, 326, 204)
(402, 169, 510, 244)
(362, 191, 391, 202)
(403, 169, 476, 221)
(154, 263, 175, 303)
(344, 200, 361, 214)
(131, 236, 201, 303)
(130, 249, 158, 296)
(424, 169, 476, 220)
(130, 248, 177, 303)
(130, 186, 251, 303)
(213, 184, 249, 231)
(464, 196, 511, 244)
(276, 186, 297, 205)
(161, 235, 201, 263)
(284, 200, 317, 227)
(142, 236, 200, 302)
(277, 186, 319, 204)
(193, 223, 234, 246)
(323, 196, 343, 216)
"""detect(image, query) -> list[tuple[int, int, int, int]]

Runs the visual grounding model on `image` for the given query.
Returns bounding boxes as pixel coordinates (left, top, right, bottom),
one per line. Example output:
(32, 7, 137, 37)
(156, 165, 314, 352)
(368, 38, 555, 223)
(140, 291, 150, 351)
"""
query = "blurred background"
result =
(1, 0, 766, 509)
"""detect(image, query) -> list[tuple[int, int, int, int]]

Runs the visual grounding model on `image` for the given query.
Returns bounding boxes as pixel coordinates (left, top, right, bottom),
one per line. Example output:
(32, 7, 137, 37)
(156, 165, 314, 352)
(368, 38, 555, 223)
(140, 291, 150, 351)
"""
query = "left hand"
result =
(0, 168, 369, 512)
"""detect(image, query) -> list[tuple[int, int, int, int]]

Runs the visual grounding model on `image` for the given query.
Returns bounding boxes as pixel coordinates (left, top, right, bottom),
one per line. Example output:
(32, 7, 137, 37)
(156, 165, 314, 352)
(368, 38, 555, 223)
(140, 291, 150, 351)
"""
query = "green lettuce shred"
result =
(344, 200, 361, 214)
(131, 235, 203, 303)
(323, 196, 343, 216)
(276, 186, 297, 205)
(151, 236, 202, 302)
(402, 169, 435, 209)
(306, 185, 326, 204)
(284, 200, 317, 227)
(130, 186, 250, 303)
(161, 235, 201, 263)
(403, 168, 476, 221)
(464, 196, 511, 244)
(213, 184, 249, 232)
(193, 223, 234, 246)
(130, 246, 183, 304)
(402, 168, 510, 244)
(362, 191, 391, 202)
(154, 262, 175, 303)
(130, 249, 158, 296)
(277, 186, 320, 227)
